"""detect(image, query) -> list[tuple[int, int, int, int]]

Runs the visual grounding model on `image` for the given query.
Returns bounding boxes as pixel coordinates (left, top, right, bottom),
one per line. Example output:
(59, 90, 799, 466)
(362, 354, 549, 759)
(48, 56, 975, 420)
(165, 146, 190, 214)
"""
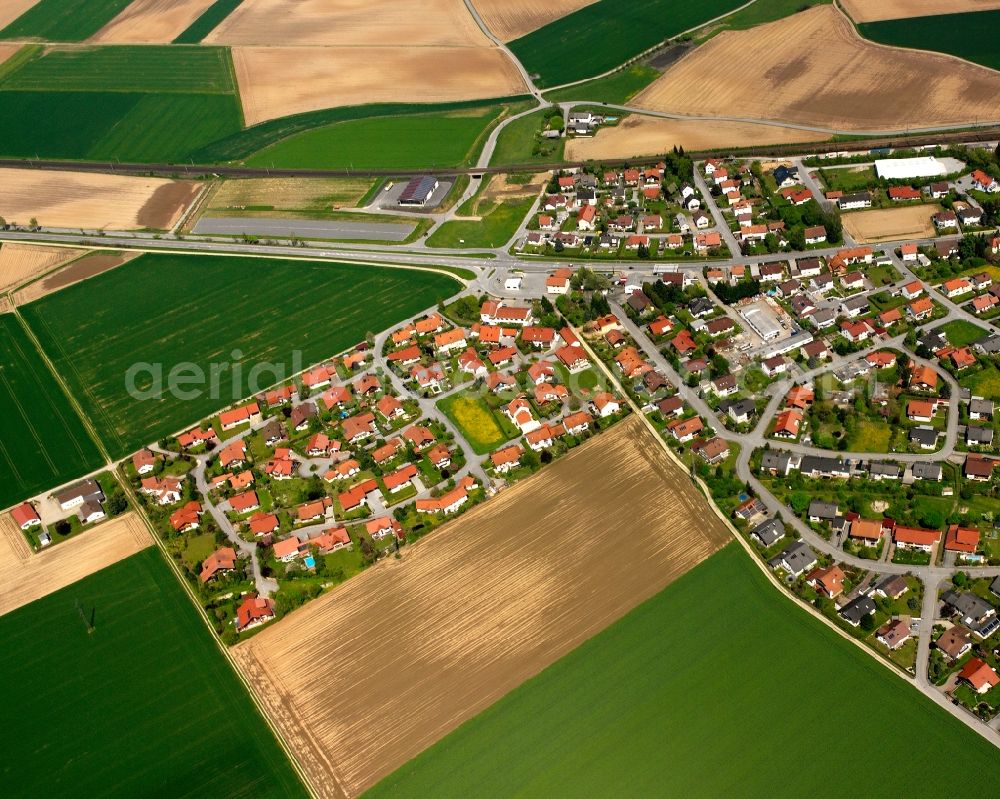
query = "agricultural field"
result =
(0, 548, 307, 797)
(0, 0, 133, 40)
(860, 11, 1000, 72)
(693, 0, 831, 39)
(367, 544, 1000, 798)
(488, 106, 565, 166)
(173, 0, 245, 43)
(13, 250, 137, 305)
(231, 417, 731, 798)
(246, 107, 506, 170)
(0, 314, 103, 511)
(20, 253, 460, 458)
(508, 0, 745, 87)
(203, 177, 378, 218)
(564, 115, 829, 160)
(436, 394, 510, 453)
(0, 1, 37, 30)
(842, 0, 1000, 23)
(0, 243, 84, 294)
(543, 64, 662, 105)
(426, 197, 535, 249)
(632, 5, 1000, 131)
(231, 46, 524, 124)
(0, 511, 151, 616)
(841, 205, 938, 243)
(475, 0, 596, 42)
(0, 168, 200, 230)
(91, 0, 217, 43)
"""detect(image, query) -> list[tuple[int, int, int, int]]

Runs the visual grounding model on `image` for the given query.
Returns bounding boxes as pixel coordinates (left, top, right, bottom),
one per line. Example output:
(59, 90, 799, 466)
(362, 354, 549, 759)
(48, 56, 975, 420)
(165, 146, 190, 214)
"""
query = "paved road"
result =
(192, 216, 415, 242)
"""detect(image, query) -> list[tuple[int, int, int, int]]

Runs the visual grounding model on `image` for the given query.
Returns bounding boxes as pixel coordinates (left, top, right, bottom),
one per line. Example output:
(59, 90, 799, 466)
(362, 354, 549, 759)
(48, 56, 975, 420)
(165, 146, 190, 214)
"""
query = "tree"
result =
(55, 519, 71, 536)
(105, 489, 128, 516)
(28, 216, 38, 230)
(860, 613, 876, 632)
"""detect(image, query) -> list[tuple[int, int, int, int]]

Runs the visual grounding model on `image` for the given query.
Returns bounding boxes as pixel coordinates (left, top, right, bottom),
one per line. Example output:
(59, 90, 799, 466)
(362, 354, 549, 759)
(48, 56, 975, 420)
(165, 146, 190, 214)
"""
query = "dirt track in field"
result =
(0, 169, 199, 231)
(566, 115, 830, 160)
(232, 416, 731, 799)
(475, 0, 597, 41)
(842, 205, 939, 243)
(633, 5, 1000, 131)
(13, 250, 138, 304)
(0, 0, 38, 29)
(0, 243, 85, 294)
(0, 511, 153, 617)
(231, 46, 526, 124)
(841, 0, 1000, 23)
(89, 0, 216, 42)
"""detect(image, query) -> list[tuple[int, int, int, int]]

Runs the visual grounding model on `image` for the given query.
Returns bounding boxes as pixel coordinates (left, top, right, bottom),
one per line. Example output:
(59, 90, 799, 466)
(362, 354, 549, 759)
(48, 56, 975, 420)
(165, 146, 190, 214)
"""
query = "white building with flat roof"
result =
(874, 156, 951, 180)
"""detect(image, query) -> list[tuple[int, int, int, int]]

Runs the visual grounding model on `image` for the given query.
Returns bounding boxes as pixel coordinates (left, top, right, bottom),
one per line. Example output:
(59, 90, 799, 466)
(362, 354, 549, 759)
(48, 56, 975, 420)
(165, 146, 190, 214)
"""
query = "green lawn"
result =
(0, 0, 133, 40)
(174, 0, 246, 43)
(0, 314, 103, 510)
(246, 108, 504, 170)
(818, 165, 876, 193)
(543, 65, 661, 105)
(437, 394, 510, 454)
(961, 365, 1000, 400)
(0, 548, 307, 797)
(427, 198, 534, 249)
(366, 544, 1000, 798)
(940, 319, 988, 348)
(21, 254, 460, 459)
(508, 0, 745, 87)
(0, 44, 243, 161)
(846, 419, 891, 452)
(860, 11, 1000, 72)
(489, 107, 565, 166)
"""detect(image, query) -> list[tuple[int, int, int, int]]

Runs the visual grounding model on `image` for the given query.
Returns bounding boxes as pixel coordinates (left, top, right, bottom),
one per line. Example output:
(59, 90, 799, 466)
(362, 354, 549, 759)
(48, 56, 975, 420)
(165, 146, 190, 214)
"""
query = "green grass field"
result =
(0, 315, 103, 510)
(0, 0, 133, 40)
(940, 319, 988, 347)
(174, 0, 246, 43)
(0, 46, 242, 161)
(21, 254, 459, 458)
(860, 11, 1000, 72)
(0, 548, 307, 797)
(508, 0, 745, 87)
(437, 394, 509, 454)
(543, 65, 661, 105)
(367, 544, 1000, 797)
(489, 107, 565, 166)
(427, 198, 534, 249)
(246, 108, 504, 170)
(961, 365, 1000, 400)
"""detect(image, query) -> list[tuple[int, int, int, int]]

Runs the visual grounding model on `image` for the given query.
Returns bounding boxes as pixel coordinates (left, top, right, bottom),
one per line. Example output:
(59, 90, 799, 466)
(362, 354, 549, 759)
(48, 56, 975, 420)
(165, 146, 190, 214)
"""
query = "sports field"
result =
(508, 0, 745, 87)
(246, 108, 504, 170)
(860, 11, 1000, 72)
(368, 544, 1000, 797)
(0, 548, 307, 797)
(0, 314, 102, 511)
(20, 253, 460, 458)
(0, 45, 242, 161)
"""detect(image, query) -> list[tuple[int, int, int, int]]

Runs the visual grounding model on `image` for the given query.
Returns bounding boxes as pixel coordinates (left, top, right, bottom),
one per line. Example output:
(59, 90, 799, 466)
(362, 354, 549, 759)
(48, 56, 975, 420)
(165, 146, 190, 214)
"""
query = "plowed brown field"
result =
(0, 0, 38, 29)
(0, 243, 85, 294)
(0, 169, 200, 230)
(566, 115, 829, 159)
(13, 250, 138, 304)
(841, 0, 1000, 23)
(232, 416, 731, 799)
(842, 205, 939, 243)
(633, 5, 1000, 131)
(90, 0, 216, 42)
(232, 46, 525, 124)
(475, 0, 597, 41)
(0, 511, 153, 617)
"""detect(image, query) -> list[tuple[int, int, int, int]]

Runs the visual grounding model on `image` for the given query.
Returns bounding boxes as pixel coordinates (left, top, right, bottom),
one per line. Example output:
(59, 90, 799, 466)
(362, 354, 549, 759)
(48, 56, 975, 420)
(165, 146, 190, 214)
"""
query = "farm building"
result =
(398, 176, 439, 207)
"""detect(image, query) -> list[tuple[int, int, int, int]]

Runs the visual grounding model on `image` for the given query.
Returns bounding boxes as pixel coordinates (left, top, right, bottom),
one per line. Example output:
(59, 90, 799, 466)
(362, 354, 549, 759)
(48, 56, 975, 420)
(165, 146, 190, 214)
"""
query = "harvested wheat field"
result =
(479, 172, 547, 203)
(633, 5, 1000, 131)
(0, 243, 85, 294)
(232, 46, 525, 124)
(0, 0, 38, 29)
(0, 169, 200, 230)
(206, 0, 488, 46)
(841, 0, 1000, 23)
(13, 250, 138, 304)
(475, 0, 597, 41)
(232, 416, 730, 799)
(89, 0, 217, 43)
(842, 205, 939, 243)
(0, 511, 153, 617)
(566, 115, 829, 160)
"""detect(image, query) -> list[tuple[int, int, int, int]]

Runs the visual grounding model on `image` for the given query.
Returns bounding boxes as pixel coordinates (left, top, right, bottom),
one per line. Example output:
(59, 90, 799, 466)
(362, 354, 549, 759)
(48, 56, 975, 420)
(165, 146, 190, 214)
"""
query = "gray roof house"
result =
(911, 462, 943, 482)
(941, 590, 1000, 639)
(808, 500, 839, 522)
(761, 450, 794, 476)
(969, 398, 994, 420)
(868, 461, 902, 480)
(966, 425, 994, 446)
(750, 518, 785, 548)
(840, 595, 877, 626)
(799, 455, 849, 479)
(721, 398, 757, 424)
(769, 541, 817, 577)
(908, 426, 939, 449)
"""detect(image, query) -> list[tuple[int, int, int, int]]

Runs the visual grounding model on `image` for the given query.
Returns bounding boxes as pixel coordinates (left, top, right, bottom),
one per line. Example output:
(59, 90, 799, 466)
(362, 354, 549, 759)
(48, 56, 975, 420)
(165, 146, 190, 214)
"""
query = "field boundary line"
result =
(569, 325, 923, 683)
(116, 473, 321, 799)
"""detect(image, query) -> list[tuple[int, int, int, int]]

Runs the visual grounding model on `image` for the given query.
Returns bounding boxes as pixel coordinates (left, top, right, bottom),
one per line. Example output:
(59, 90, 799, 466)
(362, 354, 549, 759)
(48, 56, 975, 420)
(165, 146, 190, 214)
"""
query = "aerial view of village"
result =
(3, 0, 1000, 796)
